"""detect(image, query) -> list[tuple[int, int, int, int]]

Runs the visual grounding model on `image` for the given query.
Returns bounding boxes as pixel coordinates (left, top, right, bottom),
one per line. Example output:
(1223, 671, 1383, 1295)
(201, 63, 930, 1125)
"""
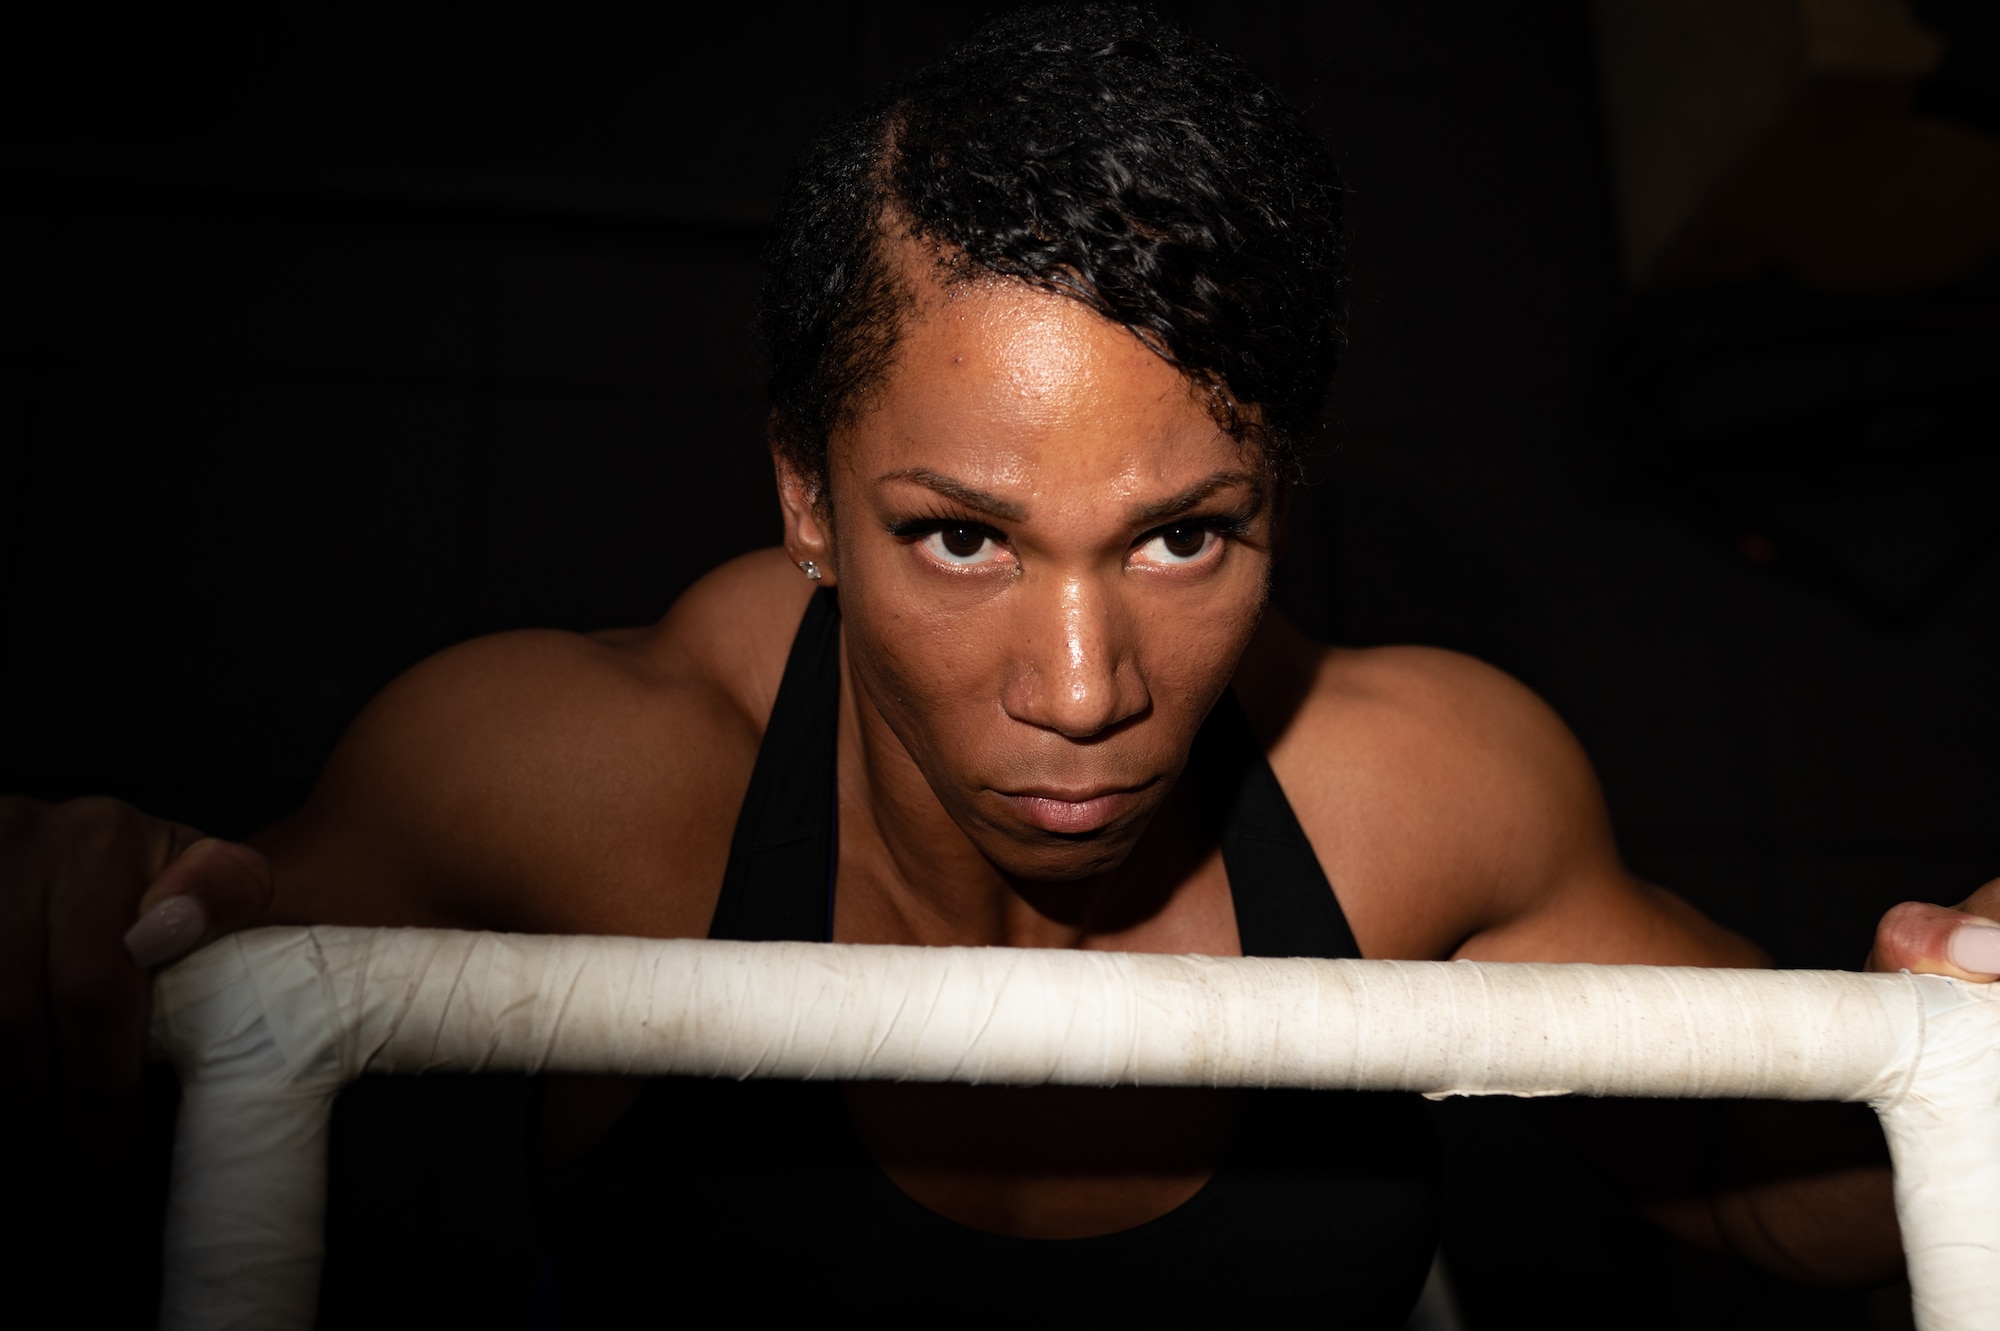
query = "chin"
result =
(971, 818, 1148, 883)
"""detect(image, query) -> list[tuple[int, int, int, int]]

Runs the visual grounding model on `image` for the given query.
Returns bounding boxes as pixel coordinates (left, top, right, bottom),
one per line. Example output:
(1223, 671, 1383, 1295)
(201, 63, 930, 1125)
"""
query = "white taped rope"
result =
(148, 927, 2000, 1331)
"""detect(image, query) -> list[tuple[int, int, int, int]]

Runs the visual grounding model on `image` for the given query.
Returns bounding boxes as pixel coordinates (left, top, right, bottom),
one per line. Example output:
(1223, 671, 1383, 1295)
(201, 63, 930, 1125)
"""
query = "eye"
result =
(920, 524, 1004, 566)
(1135, 523, 1221, 566)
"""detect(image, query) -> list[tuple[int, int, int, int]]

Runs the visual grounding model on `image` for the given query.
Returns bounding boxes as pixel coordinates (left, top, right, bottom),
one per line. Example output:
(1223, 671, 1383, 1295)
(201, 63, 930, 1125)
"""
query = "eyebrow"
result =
(878, 467, 1263, 525)
(1133, 471, 1262, 523)
(876, 468, 1028, 520)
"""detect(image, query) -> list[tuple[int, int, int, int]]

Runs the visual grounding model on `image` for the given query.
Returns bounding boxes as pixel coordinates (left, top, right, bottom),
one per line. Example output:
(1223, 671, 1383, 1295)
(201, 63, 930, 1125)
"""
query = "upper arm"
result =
(1263, 637, 1764, 968)
(251, 629, 758, 937)
(1431, 658, 1766, 968)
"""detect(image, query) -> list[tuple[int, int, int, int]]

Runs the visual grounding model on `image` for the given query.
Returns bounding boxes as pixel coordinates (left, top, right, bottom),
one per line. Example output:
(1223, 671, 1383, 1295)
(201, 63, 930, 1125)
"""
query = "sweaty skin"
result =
(46, 259, 1975, 1270)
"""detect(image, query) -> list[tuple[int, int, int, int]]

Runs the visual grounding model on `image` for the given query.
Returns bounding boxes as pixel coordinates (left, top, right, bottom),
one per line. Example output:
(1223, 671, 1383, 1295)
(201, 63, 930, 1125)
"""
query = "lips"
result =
(994, 787, 1142, 835)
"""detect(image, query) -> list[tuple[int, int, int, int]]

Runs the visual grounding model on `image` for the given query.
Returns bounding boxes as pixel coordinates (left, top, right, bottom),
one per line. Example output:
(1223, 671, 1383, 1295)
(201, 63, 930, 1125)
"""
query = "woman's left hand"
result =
(1867, 878, 2000, 979)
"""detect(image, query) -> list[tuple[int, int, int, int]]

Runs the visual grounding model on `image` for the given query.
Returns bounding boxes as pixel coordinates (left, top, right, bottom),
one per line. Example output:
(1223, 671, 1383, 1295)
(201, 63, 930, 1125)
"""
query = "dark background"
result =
(3, 3, 1995, 1327)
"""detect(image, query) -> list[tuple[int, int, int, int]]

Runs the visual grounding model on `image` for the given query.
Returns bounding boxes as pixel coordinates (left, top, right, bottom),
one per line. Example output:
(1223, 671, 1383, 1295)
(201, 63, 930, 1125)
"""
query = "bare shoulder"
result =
(257, 548, 815, 938)
(1236, 616, 1761, 967)
(618, 547, 820, 727)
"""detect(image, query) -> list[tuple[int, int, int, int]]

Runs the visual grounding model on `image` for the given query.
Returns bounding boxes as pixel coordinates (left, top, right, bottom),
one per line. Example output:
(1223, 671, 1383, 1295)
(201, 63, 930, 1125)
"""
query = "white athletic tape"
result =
(148, 927, 2000, 1331)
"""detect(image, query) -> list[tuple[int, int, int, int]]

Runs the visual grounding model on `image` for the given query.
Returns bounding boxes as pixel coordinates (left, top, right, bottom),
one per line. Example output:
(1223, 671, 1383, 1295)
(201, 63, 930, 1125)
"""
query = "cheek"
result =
(834, 526, 1010, 701)
(1128, 590, 1267, 727)
(843, 591, 1006, 754)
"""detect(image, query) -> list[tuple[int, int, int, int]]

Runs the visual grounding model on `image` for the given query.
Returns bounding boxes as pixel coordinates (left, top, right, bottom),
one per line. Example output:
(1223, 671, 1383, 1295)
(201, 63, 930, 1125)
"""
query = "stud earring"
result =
(799, 560, 821, 581)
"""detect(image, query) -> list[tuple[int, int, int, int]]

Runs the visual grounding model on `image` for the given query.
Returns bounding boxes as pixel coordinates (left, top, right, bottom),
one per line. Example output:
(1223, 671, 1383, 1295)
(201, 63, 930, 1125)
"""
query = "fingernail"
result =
(1948, 924, 2000, 975)
(123, 896, 209, 969)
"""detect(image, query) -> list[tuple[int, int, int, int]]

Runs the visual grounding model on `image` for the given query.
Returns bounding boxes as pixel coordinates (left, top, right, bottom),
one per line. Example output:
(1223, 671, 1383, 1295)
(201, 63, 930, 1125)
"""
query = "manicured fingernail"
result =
(1948, 924, 2000, 975)
(123, 895, 208, 969)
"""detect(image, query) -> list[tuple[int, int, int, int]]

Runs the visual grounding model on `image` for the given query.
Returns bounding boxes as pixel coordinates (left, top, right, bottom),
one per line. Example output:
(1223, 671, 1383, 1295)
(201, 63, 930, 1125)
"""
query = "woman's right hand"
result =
(1, 796, 272, 1089)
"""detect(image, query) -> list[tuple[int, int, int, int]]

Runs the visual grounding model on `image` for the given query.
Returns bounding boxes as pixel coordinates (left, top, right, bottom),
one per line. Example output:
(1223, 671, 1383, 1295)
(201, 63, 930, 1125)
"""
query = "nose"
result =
(1000, 573, 1149, 738)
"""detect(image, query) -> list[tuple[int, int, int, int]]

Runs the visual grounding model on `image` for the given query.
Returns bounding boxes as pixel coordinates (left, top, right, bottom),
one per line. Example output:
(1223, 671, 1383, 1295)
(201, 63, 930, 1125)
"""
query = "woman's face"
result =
(797, 270, 1278, 883)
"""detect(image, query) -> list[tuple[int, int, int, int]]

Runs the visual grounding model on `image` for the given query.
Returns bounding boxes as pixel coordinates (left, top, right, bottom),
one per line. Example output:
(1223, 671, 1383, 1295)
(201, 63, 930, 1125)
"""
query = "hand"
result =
(1866, 878, 2000, 980)
(1, 795, 272, 1088)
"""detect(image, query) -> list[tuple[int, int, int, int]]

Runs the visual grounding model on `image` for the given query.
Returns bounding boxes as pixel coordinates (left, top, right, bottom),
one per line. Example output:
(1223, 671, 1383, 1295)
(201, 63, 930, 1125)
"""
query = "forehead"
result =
(836, 269, 1251, 500)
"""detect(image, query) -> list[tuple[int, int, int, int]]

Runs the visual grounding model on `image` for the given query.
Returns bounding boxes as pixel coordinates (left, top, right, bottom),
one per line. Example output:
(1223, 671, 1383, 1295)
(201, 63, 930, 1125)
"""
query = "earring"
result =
(798, 560, 821, 581)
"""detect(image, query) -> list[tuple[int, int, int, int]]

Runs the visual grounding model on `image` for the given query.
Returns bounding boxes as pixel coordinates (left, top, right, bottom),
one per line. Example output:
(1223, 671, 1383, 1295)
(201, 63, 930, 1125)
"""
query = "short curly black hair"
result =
(757, 4, 1345, 494)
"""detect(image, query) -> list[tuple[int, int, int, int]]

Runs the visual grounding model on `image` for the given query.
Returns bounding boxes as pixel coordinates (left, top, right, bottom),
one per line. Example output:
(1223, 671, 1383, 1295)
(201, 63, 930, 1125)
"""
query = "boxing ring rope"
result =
(149, 927, 2000, 1331)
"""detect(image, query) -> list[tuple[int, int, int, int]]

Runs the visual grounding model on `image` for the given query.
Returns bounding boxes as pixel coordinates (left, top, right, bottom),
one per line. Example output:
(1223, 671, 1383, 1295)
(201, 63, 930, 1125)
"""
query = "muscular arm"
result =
(1250, 623, 1900, 1287)
(7, 549, 808, 1095)
(1420, 666, 1899, 1286)
(249, 554, 811, 940)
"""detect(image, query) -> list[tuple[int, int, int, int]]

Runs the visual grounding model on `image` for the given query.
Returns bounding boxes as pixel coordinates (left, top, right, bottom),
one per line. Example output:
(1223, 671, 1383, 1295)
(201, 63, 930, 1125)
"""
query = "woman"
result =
(9, 5, 1994, 1323)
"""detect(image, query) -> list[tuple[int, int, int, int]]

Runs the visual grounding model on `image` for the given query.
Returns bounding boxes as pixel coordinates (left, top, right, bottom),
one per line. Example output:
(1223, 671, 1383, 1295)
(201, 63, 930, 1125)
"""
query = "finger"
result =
(46, 800, 165, 1089)
(1868, 900, 2000, 981)
(123, 836, 274, 969)
(0, 797, 53, 1084)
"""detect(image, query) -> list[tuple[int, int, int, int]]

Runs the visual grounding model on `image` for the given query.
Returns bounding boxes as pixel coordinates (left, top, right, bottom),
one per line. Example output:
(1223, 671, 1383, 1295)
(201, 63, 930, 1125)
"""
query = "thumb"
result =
(1868, 879, 2000, 981)
(123, 837, 274, 969)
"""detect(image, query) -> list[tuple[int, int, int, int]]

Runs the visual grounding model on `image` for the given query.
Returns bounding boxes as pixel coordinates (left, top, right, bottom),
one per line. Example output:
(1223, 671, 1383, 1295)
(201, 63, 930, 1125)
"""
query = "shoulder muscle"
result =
(256, 625, 758, 937)
(1248, 623, 1759, 967)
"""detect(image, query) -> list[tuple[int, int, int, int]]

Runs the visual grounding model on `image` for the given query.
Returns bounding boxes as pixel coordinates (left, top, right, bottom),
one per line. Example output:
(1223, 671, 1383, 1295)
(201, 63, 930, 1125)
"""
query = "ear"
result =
(773, 441, 837, 586)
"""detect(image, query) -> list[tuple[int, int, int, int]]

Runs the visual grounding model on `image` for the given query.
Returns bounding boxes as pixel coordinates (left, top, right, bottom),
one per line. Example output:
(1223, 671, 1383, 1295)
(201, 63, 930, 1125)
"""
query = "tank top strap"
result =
(704, 589, 1365, 964)
(1187, 688, 1364, 961)
(705, 587, 842, 943)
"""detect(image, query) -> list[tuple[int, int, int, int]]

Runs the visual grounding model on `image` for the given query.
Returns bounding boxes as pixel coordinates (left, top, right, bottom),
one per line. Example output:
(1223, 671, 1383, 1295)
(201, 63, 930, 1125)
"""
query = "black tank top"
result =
(535, 590, 1440, 1323)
